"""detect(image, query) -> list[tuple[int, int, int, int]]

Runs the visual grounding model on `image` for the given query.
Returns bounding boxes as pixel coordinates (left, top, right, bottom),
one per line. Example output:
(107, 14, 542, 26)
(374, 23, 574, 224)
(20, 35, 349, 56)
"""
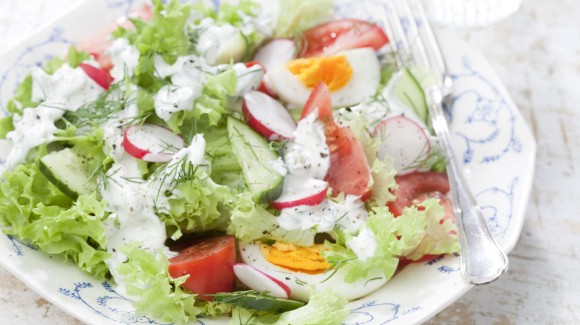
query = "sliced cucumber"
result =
(213, 291, 305, 313)
(227, 117, 283, 202)
(394, 68, 429, 125)
(39, 148, 97, 199)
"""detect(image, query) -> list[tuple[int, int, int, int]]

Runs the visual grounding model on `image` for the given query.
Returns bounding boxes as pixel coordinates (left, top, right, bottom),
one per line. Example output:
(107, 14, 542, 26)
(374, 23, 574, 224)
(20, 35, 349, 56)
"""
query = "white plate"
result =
(0, 1, 535, 324)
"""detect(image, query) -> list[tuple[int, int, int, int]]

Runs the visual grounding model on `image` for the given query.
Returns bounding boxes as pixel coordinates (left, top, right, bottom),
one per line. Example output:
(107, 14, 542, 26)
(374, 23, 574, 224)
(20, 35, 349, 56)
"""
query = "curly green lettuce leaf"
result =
(401, 198, 460, 260)
(114, 0, 192, 90)
(273, 0, 334, 38)
(166, 67, 237, 132)
(24, 195, 110, 278)
(0, 116, 14, 139)
(193, 0, 257, 27)
(4, 75, 36, 117)
(274, 289, 349, 325)
(323, 201, 459, 283)
(116, 244, 202, 325)
(323, 208, 401, 283)
(162, 169, 232, 239)
(227, 192, 317, 246)
(198, 300, 232, 318)
(44, 46, 91, 75)
(0, 138, 111, 278)
(0, 160, 110, 277)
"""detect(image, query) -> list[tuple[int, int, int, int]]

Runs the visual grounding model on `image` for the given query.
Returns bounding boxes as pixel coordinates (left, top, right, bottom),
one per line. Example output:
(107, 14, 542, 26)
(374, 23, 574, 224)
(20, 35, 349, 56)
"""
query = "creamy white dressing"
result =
(155, 55, 209, 90)
(106, 38, 140, 81)
(277, 195, 368, 234)
(347, 226, 378, 261)
(153, 55, 209, 121)
(100, 84, 140, 162)
(269, 156, 288, 177)
(283, 112, 330, 180)
(196, 19, 246, 65)
(231, 63, 264, 97)
(169, 134, 206, 166)
(101, 155, 169, 286)
(154, 85, 196, 121)
(101, 135, 207, 284)
(4, 65, 104, 169)
(338, 101, 390, 131)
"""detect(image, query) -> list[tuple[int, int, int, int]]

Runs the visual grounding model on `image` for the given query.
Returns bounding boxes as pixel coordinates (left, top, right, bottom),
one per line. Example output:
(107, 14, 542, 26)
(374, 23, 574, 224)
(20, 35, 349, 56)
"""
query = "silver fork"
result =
(379, 0, 509, 285)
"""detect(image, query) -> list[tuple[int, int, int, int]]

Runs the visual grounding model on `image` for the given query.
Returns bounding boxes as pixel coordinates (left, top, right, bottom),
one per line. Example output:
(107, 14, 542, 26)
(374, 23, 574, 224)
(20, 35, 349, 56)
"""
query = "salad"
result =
(0, 0, 460, 324)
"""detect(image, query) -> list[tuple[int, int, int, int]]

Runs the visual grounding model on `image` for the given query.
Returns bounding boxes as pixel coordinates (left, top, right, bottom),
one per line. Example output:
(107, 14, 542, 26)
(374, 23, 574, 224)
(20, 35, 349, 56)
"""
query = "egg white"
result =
(238, 242, 387, 302)
(264, 47, 381, 108)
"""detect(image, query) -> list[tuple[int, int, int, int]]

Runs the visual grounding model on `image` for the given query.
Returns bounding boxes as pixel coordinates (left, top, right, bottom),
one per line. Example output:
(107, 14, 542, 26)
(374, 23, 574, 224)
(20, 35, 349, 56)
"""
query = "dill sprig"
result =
(64, 83, 125, 124)
(403, 145, 446, 173)
(64, 82, 151, 128)
(320, 256, 358, 284)
(209, 290, 275, 303)
(149, 152, 202, 201)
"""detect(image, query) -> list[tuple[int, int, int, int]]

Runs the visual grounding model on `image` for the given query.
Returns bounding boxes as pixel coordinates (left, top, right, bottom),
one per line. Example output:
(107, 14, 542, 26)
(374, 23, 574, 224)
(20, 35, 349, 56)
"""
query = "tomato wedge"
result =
(79, 63, 113, 90)
(389, 172, 455, 265)
(299, 19, 389, 58)
(387, 171, 452, 220)
(168, 235, 236, 300)
(301, 82, 371, 197)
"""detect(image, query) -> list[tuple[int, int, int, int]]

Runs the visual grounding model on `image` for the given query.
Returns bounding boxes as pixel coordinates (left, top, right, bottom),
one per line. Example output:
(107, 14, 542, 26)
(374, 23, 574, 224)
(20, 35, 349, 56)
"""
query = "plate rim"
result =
(0, 1, 536, 324)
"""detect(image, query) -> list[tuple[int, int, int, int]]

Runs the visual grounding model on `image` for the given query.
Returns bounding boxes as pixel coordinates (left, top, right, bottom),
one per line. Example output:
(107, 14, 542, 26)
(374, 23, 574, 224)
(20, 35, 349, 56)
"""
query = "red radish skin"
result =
(374, 115, 431, 174)
(122, 124, 184, 162)
(233, 263, 291, 298)
(271, 178, 328, 210)
(242, 91, 296, 141)
(79, 63, 113, 90)
(253, 39, 297, 72)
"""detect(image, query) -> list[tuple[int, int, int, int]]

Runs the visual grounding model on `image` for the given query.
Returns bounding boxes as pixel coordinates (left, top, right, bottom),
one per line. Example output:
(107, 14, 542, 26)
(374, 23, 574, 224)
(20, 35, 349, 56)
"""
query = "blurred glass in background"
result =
(423, 0, 523, 27)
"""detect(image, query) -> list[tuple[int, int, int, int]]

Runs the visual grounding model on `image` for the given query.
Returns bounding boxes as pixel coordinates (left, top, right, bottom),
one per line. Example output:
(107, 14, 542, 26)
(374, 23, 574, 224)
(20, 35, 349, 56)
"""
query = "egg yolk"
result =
(259, 242, 330, 274)
(287, 55, 353, 91)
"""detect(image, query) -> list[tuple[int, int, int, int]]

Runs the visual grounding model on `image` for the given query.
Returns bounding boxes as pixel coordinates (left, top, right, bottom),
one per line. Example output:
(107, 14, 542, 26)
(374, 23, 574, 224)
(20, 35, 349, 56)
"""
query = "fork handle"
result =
(427, 89, 509, 285)
(447, 158, 509, 284)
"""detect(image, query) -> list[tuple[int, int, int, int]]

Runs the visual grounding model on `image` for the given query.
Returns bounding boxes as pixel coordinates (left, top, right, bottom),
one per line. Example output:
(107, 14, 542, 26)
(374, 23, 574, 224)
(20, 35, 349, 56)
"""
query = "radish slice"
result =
(122, 124, 184, 163)
(271, 177, 328, 210)
(242, 91, 296, 141)
(233, 263, 291, 298)
(245, 61, 276, 97)
(79, 63, 112, 90)
(374, 115, 431, 174)
(253, 39, 296, 72)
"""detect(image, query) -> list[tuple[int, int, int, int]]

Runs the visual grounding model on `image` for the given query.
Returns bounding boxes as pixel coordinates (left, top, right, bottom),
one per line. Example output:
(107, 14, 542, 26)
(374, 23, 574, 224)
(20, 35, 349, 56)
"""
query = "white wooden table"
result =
(1, 0, 579, 324)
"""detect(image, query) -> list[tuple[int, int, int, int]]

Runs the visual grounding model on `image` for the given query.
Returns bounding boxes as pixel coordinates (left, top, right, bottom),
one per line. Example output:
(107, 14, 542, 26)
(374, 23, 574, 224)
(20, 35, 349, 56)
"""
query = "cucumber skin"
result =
(213, 292, 305, 313)
(398, 68, 429, 125)
(38, 148, 96, 200)
(227, 117, 283, 203)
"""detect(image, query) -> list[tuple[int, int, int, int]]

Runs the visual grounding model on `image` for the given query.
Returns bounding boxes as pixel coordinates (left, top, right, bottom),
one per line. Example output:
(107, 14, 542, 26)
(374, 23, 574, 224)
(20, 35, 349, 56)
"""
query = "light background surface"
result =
(0, 0, 579, 324)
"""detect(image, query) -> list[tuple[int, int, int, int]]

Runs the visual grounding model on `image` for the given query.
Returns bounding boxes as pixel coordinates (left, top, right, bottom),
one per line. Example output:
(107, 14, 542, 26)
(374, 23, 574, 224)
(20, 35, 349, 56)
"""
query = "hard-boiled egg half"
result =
(239, 241, 387, 301)
(264, 47, 380, 108)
